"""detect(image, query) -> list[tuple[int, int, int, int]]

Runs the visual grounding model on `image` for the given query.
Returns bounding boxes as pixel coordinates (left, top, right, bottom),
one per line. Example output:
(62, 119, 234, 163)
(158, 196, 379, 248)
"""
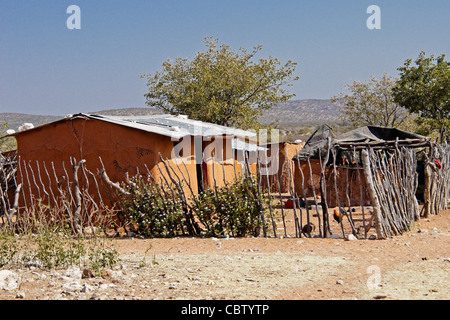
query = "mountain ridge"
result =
(1, 99, 342, 132)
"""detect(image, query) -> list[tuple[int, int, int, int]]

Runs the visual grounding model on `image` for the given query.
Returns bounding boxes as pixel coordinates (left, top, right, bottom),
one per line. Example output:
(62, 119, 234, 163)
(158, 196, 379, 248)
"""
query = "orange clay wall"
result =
(15, 117, 198, 208)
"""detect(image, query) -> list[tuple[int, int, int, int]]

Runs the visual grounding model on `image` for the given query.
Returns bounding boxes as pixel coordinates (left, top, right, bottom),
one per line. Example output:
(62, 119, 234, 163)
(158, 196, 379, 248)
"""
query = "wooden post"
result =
(276, 160, 288, 237)
(361, 149, 385, 239)
(423, 143, 434, 218)
(307, 156, 322, 238)
(296, 156, 311, 237)
(71, 157, 86, 234)
(319, 137, 331, 238)
(331, 148, 346, 238)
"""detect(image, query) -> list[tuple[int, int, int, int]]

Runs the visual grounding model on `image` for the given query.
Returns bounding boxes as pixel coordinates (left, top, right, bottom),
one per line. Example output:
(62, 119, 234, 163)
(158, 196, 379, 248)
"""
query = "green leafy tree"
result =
(142, 37, 299, 129)
(331, 73, 410, 129)
(393, 52, 450, 139)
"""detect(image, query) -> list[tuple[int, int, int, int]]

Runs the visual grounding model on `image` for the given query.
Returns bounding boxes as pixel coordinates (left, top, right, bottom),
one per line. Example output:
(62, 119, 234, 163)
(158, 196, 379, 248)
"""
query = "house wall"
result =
(261, 142, 304, 193)
(202, 137, 257, 189)
(14, 117, 198, 210)
(293, 159, 371, 207)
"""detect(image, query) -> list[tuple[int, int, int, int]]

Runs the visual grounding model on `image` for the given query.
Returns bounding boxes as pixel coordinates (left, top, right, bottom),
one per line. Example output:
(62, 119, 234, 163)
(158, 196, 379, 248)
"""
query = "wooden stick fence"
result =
(0, 155, 118, 235)
(423, 143, 450, 217)
(1, 141, 449, 239)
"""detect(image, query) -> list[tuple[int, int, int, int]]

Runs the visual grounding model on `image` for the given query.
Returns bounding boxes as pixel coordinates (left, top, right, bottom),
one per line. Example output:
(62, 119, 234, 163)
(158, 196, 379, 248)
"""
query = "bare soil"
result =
(1, 208, 449, 300)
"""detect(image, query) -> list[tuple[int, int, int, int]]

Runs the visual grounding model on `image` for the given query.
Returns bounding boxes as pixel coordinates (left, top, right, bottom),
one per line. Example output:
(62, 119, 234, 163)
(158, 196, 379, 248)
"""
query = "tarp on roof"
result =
(292, 124, 334, 160)
(292, 124, 428, 161)
(333, 126, 426, 144)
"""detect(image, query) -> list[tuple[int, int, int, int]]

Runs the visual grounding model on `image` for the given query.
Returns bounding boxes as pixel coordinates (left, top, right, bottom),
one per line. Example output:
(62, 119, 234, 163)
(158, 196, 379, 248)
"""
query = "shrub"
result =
(121, 172, 268, 238)
(121, 175, 187, 237)
(0, 223, 120, 273)
(192, 176, 267, 237)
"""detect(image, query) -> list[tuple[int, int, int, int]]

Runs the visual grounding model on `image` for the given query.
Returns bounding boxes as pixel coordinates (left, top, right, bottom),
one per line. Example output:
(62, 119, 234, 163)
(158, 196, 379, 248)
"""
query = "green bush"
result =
(193, 176, 267, 237)
(0, 227, 120, 272)
(122, 175, 186, 237)
(122, 173, 268, 238)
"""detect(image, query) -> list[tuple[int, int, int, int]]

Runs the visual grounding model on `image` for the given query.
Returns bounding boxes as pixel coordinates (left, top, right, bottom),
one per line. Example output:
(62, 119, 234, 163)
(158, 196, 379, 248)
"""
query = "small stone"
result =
(15, 292, 25, 299)
(90, 293, 101, 300)
(101, 270, 113, 279)
(25, 260, 44, 269)
(373, 294, 388, 299)
(62, 281, 83, 291)
(0, 270, 20, 291)
(345, 234, 357, 241)
(82, 268, 95, 279)
(368, 234, 377, 240)
(336, 280, 344, 285)
(65, 265, 82, 281)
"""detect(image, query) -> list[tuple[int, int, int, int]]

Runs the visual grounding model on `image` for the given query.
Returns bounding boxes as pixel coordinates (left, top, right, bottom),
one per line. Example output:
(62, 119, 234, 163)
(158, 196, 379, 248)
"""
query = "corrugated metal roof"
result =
(6, 113, 262, 151)
(86, 113, 257, 140)
(232, 138, 267, 152)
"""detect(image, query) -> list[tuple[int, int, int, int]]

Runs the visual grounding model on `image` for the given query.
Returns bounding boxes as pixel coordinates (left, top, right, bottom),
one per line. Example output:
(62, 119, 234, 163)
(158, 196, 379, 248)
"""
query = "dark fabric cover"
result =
(292, 124, 334, 160)
(333, 126, 426, 144)
(292, 125, 426, 161)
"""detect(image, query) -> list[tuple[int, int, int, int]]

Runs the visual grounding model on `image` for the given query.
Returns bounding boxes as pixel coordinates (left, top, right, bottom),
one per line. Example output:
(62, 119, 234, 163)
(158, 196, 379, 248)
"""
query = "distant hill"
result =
(0, 107, 163, 132)
(1, 99, 342, 132)
(259, 99, 341, 126)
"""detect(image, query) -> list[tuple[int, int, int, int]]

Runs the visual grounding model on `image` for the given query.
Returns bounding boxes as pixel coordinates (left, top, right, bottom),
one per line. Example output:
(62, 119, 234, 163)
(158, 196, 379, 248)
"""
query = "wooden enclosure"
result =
(1, 120, 449, 240)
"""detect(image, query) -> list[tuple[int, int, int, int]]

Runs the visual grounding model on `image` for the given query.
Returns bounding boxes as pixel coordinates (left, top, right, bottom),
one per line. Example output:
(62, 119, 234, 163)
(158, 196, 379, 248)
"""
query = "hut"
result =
(292, 124, 433, 238)
(292, 125, 430, 206)
(291, 124, 335, 200)
(4, 113, 260, 213)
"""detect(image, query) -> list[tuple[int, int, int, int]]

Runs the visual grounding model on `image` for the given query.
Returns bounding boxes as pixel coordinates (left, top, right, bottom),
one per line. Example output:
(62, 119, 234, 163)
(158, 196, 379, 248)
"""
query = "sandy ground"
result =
(0, 207, 449, 300)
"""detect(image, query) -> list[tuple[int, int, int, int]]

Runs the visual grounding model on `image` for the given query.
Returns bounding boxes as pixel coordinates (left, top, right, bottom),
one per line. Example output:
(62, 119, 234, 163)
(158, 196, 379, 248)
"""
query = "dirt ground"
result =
(0, 207, 449, 300)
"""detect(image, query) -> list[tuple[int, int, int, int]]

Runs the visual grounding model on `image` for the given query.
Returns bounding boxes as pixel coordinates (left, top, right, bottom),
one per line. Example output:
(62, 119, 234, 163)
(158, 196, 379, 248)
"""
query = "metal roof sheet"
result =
(4, 113, 260, 150)
(86, 113, 257, 140)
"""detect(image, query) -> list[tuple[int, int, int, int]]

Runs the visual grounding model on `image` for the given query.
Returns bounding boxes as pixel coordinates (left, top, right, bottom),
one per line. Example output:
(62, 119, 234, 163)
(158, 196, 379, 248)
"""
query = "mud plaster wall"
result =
(293, 160, 371, 207)
(261, 142, 304, 193)
(15, 117, 198, 209)
(202, 137, 257, 188)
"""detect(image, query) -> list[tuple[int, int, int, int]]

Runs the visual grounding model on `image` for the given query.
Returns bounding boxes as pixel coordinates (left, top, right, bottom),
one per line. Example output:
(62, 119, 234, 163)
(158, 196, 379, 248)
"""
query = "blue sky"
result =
(0, 0, 449, 115)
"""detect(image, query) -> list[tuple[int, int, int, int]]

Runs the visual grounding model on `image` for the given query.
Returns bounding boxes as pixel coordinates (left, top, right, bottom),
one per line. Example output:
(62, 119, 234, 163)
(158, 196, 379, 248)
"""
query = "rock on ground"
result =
(0, 270, 20, 291)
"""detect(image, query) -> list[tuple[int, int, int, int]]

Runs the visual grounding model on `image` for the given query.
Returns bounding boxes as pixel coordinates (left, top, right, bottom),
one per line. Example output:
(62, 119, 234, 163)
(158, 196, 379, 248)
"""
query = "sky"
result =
(0, 0, 449, 116)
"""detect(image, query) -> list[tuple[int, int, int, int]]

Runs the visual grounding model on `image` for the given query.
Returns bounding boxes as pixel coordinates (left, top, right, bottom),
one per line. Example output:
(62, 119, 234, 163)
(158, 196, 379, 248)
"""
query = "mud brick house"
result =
(7, 113, 263, 209)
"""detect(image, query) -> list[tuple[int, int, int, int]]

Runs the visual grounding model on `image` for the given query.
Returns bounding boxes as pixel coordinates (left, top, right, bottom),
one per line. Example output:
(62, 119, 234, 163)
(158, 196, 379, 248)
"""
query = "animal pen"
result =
(289, 126, 450, 239)
(1, 125, 449, 240)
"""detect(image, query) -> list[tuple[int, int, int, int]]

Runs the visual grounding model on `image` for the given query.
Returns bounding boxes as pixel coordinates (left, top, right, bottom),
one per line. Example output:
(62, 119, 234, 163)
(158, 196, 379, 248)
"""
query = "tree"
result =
(331, 73, 410, 129)
(142, 37, 299, 129)
(393, 52, 450, 139)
